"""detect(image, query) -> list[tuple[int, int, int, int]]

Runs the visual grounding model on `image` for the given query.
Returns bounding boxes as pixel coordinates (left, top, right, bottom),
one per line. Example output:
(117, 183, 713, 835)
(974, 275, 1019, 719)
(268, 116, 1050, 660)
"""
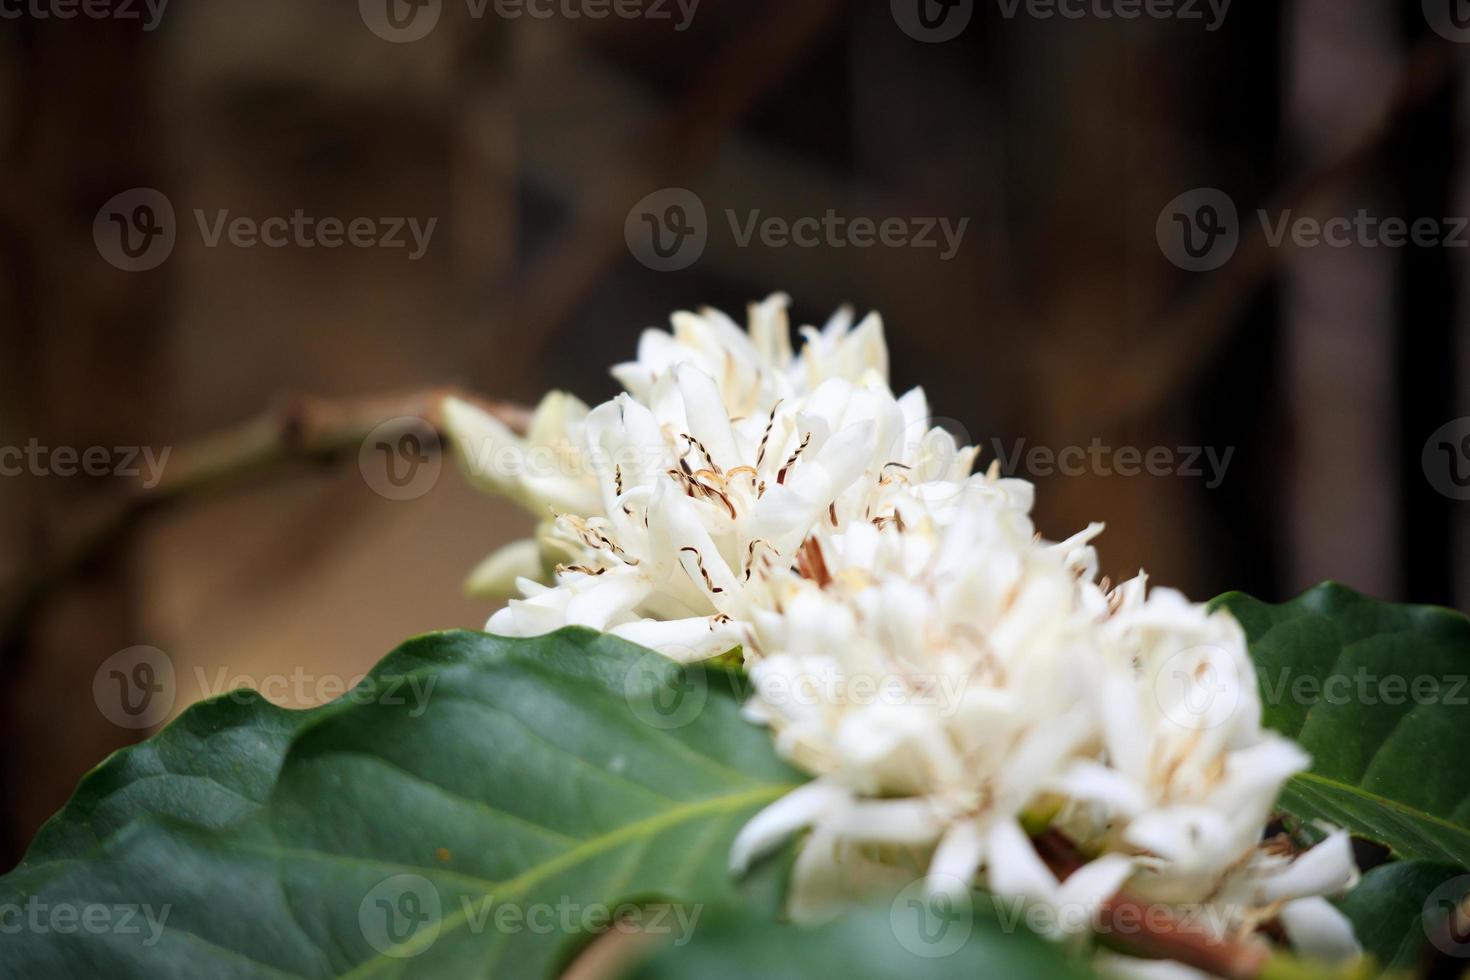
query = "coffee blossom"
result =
(446, 295, 1362, 969)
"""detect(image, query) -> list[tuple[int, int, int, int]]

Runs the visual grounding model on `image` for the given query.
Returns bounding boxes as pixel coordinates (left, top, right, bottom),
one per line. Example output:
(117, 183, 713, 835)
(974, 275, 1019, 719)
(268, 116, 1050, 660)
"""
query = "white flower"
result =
(731, 490, 1359, 957)
(726, 476, 1109, 918)
(446, 294, 974, 661)
(449, 294, 1362, 962)
(729, 505, 1358, 957)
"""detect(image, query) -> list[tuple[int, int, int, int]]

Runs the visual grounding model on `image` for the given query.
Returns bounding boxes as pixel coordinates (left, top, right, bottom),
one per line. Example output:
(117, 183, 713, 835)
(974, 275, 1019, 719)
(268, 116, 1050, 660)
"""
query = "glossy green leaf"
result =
(1335, 860, 1470, 972)
(1, 629, 802, 979)
(623, 901, 1097, 980)
(11, 632, 480, 874)
(1214, 584, 1470, 865)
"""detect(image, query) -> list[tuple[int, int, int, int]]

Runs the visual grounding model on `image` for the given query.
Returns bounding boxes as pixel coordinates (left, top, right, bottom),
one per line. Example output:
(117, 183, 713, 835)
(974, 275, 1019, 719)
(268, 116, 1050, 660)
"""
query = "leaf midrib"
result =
(340, 781, 796, 976)
(1290, 771, 1470, 847)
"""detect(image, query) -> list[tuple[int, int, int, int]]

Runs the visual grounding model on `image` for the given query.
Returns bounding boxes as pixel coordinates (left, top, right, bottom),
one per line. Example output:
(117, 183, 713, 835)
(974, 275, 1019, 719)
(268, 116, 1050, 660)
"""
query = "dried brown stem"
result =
(0, 388, 529, 662)
(1032, 829, 1272, 980)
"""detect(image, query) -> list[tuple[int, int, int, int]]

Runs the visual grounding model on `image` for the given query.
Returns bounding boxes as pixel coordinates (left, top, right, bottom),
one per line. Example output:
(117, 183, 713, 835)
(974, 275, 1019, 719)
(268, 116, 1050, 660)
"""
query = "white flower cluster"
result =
(445, 295, 1361, 970)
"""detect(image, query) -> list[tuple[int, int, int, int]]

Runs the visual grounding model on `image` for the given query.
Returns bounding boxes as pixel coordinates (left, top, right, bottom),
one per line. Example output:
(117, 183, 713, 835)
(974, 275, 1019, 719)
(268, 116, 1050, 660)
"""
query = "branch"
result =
(0, 388, 530, 660)
(1031, 829, 1271, 979)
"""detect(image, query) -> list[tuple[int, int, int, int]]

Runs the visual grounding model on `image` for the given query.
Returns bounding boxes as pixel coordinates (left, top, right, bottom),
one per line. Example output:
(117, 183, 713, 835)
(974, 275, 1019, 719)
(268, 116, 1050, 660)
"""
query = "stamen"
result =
(679, 546, 724, 594)
(755, 400, 783, 468)
(777, 432, 811, 485)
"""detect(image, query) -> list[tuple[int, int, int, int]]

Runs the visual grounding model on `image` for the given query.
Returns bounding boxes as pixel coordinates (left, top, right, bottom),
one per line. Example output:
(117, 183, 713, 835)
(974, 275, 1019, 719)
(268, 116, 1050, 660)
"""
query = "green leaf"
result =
(623, 901, 1098, 980)
(1214, 583, 1470, 865)
(12, 632, 481, 873)
(2, 629, 803, 979)
(1335, 860, 1470, 971)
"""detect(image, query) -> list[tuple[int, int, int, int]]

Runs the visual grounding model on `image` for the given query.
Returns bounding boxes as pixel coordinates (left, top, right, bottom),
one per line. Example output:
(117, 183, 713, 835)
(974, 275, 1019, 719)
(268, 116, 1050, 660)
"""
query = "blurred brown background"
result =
(1, 0, 1467, 864)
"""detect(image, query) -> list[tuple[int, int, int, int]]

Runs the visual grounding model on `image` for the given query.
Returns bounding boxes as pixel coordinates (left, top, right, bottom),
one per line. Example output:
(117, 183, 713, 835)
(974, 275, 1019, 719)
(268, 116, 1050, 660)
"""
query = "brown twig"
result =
(559, 927, 662, 980)
(1032, 829, 1272, 980)
(0, 388, 529, 663)
(1096, 894, 1272, 980)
